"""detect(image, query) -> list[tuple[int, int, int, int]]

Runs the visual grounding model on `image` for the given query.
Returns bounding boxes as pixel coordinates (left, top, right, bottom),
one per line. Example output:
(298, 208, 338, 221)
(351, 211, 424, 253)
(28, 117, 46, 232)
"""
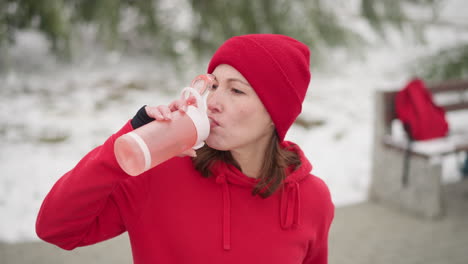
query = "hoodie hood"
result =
(209, 141, 313, 250)
(211, 141, 312, 188)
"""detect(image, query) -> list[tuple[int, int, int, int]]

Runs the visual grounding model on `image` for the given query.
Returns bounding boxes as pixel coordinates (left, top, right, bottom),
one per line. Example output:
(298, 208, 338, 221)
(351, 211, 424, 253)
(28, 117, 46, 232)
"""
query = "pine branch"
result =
(373, 14, 468, 31)
(412, 43, 468, 81)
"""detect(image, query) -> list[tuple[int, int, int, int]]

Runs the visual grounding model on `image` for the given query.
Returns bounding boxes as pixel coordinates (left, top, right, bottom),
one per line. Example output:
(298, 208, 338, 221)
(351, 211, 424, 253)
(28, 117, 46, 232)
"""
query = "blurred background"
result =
(1, 0, 468, 263)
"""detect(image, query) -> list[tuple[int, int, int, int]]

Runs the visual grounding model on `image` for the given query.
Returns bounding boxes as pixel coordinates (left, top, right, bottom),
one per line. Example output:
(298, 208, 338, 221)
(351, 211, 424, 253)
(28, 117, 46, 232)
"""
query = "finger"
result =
(179, 105, 187, 113)
(145, 106, 164, 120)
(176, 100, 187, 113)
(176, 149, 197, 158)
(158, 106, 173, 120)
(184, 149, 197, 157)
(168, 100, 179, 112)
(179, 100, 188, 113)
(169, 99, 185, 112)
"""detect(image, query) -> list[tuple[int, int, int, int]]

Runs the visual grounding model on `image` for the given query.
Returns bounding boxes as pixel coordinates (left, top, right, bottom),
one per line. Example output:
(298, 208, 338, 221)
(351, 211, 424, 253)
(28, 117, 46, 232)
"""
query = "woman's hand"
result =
(145, 96, 197, 121)
(144, 96, 198, 158)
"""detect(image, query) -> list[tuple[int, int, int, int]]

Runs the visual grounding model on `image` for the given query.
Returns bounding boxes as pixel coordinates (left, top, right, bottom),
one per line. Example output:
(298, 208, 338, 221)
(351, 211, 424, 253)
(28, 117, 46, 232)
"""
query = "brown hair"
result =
(193, 131, 301, 198)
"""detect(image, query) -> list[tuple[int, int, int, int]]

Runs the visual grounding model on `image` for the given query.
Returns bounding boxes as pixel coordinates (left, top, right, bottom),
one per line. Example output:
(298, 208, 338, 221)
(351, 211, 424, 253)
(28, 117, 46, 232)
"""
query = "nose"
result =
(207, 88, 223, 113)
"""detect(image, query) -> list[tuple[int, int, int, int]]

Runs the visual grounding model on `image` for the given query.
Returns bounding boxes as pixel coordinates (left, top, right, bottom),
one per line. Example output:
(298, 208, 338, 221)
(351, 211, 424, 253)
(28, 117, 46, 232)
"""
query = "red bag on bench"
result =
(395, 78, 449, 141)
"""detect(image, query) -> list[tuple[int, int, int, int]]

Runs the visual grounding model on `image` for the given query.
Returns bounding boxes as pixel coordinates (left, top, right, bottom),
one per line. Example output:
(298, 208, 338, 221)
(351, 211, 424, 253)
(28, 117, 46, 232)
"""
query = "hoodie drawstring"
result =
(216, 174, 231, 251)
(280, 181, 301, 229)
(215, 174, 302, 250)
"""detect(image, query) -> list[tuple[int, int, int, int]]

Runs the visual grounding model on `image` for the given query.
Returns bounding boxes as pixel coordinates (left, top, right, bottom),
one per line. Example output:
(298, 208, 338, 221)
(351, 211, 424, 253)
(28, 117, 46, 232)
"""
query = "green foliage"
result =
(413, 43, 468, 81)
(188, 0, 367, 63)
(360, 0, 433, 39)
(359, 0, 456, 46)
(69, 0, 160, 48)
(1, 0, 71, 57)
(0, 0, 467, 80)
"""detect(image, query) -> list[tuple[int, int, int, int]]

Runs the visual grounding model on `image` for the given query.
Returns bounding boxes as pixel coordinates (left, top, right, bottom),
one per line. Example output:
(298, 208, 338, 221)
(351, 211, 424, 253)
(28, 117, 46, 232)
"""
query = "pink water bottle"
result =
(114, 75, 213, 176)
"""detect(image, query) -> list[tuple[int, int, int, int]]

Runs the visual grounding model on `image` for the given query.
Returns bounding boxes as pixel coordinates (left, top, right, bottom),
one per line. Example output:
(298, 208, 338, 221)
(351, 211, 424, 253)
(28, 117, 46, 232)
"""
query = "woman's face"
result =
(206, 64, 274, 151)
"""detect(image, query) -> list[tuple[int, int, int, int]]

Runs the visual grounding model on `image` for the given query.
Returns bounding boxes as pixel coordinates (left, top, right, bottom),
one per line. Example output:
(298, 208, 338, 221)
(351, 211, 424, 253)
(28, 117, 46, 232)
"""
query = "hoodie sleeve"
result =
(302, 177, 335, 264)
(35, 120, 147, 250)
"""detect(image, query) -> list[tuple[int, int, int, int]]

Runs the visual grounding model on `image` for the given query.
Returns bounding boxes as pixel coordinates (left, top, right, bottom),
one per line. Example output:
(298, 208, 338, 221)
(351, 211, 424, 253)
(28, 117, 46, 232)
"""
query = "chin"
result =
(205, 137, 231, 151)
(205, 141, 228, 151)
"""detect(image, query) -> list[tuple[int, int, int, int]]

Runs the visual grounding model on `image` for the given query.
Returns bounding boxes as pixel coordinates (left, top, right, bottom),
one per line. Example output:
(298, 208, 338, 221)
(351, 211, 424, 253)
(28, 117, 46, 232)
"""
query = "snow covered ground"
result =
(1, 1, 468, 243)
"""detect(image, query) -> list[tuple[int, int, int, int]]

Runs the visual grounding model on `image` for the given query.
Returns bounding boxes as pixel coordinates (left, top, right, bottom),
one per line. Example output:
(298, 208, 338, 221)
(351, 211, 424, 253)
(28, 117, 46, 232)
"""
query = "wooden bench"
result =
(369, 79, 468, 218)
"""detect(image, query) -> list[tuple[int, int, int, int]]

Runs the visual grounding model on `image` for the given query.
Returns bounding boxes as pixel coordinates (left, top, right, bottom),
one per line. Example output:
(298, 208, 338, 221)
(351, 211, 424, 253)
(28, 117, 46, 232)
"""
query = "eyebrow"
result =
(226, 78, 251, 87)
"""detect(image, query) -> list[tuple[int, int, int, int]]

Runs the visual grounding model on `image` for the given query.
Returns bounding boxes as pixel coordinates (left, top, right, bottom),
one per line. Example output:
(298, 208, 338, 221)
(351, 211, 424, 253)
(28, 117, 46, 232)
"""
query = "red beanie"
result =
(207, 34, 311, 142)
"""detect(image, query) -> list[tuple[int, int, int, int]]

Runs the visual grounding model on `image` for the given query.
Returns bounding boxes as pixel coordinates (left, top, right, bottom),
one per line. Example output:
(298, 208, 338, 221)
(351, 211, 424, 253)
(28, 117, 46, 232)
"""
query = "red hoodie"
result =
(36, 121, 334, 263)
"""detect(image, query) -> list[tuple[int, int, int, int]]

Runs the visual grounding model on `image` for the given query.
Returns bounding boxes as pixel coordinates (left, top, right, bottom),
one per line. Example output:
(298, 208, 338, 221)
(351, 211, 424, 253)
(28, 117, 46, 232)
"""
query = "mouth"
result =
(208, 116, 220, 128)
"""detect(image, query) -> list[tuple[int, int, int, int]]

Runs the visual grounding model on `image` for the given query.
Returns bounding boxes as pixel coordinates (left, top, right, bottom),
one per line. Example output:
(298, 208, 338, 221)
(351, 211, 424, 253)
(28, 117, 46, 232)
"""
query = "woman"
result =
(36, 34, 334, 263)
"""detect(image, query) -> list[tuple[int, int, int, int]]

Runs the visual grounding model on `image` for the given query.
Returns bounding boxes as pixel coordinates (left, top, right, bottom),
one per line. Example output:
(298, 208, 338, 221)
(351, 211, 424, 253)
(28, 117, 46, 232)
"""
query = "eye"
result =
(231, 88, 245, 94)
(210, 84, 218, 90)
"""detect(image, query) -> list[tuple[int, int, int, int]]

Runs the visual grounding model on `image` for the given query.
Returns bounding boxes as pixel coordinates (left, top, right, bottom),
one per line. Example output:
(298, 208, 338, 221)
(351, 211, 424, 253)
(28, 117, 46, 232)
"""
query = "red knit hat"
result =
(207, 34, 311, 142)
